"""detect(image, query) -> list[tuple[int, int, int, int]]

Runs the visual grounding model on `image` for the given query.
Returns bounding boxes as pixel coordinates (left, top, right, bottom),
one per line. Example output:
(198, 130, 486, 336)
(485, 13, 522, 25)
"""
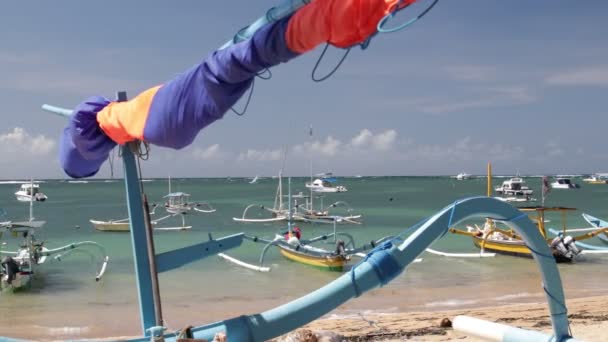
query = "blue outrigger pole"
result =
(38, 0, 581, 340)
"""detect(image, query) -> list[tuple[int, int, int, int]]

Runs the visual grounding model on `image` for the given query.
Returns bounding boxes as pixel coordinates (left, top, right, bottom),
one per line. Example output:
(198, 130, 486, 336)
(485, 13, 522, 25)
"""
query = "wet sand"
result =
(276, 295, 608, 341)
(2, 294, 607, 341)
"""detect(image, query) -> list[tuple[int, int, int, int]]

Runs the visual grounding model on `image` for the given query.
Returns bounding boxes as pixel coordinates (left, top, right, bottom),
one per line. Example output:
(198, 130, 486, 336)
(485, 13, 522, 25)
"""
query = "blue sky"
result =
(1, 0, 607, 179)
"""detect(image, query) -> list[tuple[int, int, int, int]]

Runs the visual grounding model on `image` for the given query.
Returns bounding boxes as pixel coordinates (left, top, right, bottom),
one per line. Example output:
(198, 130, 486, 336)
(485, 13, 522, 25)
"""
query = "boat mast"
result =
(29, 179, 34, 222)
(487, 162, 492, 197)
(309, 125, 313, 211)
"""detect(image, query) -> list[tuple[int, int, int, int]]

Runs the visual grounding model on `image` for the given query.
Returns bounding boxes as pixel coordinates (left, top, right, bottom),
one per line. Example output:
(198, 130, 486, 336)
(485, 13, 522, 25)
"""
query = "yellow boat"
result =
(277, 244, 347, 271)
(582, 175, 608, 184)
(449, 163, 608, 262)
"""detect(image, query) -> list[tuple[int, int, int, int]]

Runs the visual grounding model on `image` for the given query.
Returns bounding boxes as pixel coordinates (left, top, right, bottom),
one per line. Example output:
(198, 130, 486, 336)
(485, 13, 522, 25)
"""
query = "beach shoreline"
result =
(2, 294, 607, 341)
(276, 295, 608, 341)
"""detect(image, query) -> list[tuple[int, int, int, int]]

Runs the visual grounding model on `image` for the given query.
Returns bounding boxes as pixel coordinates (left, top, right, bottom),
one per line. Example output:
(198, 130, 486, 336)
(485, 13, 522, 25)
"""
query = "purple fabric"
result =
(143, 16, 299, 149)
(59, 127, 110, 178)
(59, 96, 116, 178)
(58, 16, 298, 178)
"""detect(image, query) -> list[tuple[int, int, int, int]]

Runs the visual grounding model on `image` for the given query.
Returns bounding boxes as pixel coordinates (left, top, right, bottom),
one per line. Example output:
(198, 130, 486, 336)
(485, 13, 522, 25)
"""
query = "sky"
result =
(1, 0, 607, 179)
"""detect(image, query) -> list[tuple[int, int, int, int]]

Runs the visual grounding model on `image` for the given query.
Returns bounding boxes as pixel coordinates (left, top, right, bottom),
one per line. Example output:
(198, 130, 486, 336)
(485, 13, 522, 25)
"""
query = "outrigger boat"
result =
(292, 192, 362, 224)
(223, 179, 390, 272)
(234, 171, 362, 224)
(449, 205, 608, 262)
(36, 2, 589, 339)
(0, 206, 109, 291)
(579, 213, 608, 245)
(448, 163, 608, 262)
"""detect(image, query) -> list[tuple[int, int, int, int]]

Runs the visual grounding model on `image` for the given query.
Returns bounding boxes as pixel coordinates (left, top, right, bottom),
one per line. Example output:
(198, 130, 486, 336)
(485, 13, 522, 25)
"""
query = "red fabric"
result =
(286, 0, 417, 53)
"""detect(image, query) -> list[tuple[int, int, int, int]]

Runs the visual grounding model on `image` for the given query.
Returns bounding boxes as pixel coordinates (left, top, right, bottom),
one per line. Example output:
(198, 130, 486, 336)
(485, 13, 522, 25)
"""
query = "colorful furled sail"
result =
(60, 0, 416, 178)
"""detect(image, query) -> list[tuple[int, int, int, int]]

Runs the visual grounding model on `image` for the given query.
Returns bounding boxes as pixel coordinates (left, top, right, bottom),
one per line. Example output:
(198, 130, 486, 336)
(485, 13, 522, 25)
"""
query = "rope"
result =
(230, 78, 256, 116)
(311, 44, 351, 82)
(377, 0, 440, 33)
(350, 241, 400, 297)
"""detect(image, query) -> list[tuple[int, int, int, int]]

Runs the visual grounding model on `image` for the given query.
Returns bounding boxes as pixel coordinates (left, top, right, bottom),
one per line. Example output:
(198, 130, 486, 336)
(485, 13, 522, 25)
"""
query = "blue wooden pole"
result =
(119, 91, 158, 335)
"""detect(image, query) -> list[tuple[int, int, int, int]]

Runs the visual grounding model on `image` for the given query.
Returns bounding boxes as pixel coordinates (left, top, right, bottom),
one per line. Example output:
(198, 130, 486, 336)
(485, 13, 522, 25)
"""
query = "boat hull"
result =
(472, 236, 571, 263)
(90, 220, 130, 232)
(1, 271, 32, 291)
(277, 245, 346, 271)
(15, 194, 47, 202)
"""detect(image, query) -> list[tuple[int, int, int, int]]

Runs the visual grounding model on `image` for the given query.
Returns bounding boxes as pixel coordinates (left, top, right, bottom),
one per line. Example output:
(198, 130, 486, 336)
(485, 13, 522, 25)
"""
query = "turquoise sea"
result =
(1, 176, 607, 340)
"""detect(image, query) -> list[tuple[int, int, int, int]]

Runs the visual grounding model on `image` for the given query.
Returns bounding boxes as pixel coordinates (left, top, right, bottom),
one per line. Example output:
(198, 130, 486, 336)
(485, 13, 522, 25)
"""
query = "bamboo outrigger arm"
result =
(123, 196, 577, 342)
(41, 241, 110, 281)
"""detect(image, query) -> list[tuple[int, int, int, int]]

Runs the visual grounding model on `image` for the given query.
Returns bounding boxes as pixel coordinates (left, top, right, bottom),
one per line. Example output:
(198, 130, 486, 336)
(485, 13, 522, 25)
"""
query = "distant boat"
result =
(14, 182, 47, 202)
(495, 177, 534, 196)
(551, 177, 580, 189)
(582, 174, 608, 184)
(249, 175, 259, 184)
(305, 179, 347, 193)
(455, 172, 472, 180)
(90, 219, 130, 232)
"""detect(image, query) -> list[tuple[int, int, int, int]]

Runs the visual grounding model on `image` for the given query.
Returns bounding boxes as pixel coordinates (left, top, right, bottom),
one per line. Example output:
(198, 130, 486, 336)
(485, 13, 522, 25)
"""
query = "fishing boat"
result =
(450, 206, 608, 262)
(164, 192, 215, 215)
(14, 182, 47, 202)
(582, 173, 608, 184)
(444, 163, 606, 262)
(551, 177, 580, 189)
(90, 205, 175, 232)
(35, 1, 587, 339)
(90, 219, 131, 232)
(581, 213, 608, 244)
(233, 179, 362, 224)
(305, 175, 347, 193)
(225, 179, 383, 272)
(233, 167, 292, 223)
(494, 177, 534, 196)
(1, 206, 108, 291)
(292, 192, 363, 224)
(455, 172, 472, 180)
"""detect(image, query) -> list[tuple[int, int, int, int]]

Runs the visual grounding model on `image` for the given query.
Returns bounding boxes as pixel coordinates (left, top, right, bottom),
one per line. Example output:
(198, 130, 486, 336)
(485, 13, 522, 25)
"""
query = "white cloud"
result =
(349, 129, 397, 151)
(0, 127, 55, 156)
(192, 144, 222, 160)
(0, 127, 58, 178)
(293, 136, 342, 157)
(237, 148, 283, 162)
(545, 66, 608, 86)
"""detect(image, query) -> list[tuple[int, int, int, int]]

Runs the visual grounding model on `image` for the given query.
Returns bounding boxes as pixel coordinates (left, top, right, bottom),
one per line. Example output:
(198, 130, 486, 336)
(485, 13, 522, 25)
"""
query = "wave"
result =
(425, 299, 479, 308)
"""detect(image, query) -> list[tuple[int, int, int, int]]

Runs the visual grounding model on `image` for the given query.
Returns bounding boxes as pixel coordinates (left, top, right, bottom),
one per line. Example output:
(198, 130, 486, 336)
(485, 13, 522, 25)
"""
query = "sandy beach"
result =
(275, 295, 608, 341)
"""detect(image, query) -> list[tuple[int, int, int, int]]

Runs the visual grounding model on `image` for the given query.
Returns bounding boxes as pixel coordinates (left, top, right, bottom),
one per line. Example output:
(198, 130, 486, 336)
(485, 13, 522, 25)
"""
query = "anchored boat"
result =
(450, 206, 608, 262)
(14, 182, 47, 202)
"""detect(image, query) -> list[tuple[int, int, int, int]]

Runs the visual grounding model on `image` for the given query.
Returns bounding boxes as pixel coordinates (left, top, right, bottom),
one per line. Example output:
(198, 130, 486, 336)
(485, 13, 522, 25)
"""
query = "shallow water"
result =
(0, 176, 607, 339)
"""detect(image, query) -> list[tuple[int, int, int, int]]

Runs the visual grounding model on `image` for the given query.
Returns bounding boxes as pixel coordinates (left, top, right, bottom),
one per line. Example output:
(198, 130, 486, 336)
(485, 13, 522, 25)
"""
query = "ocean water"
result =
(1, 176, 607, 339)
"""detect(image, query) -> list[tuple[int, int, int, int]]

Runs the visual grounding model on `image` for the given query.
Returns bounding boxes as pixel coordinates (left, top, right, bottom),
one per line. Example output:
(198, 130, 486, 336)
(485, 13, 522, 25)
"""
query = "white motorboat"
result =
(494, 177, 534, 196)
(455, 172, 472, 180)
(14, 183, 47, 202)
(551, 177, 580, 189)
(305, 178, 347, 193)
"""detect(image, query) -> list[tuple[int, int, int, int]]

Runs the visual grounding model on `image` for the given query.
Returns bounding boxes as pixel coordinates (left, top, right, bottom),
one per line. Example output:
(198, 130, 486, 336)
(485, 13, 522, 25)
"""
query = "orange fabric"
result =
(286, 0, 416, 53)
(96, 86, 161, 144)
